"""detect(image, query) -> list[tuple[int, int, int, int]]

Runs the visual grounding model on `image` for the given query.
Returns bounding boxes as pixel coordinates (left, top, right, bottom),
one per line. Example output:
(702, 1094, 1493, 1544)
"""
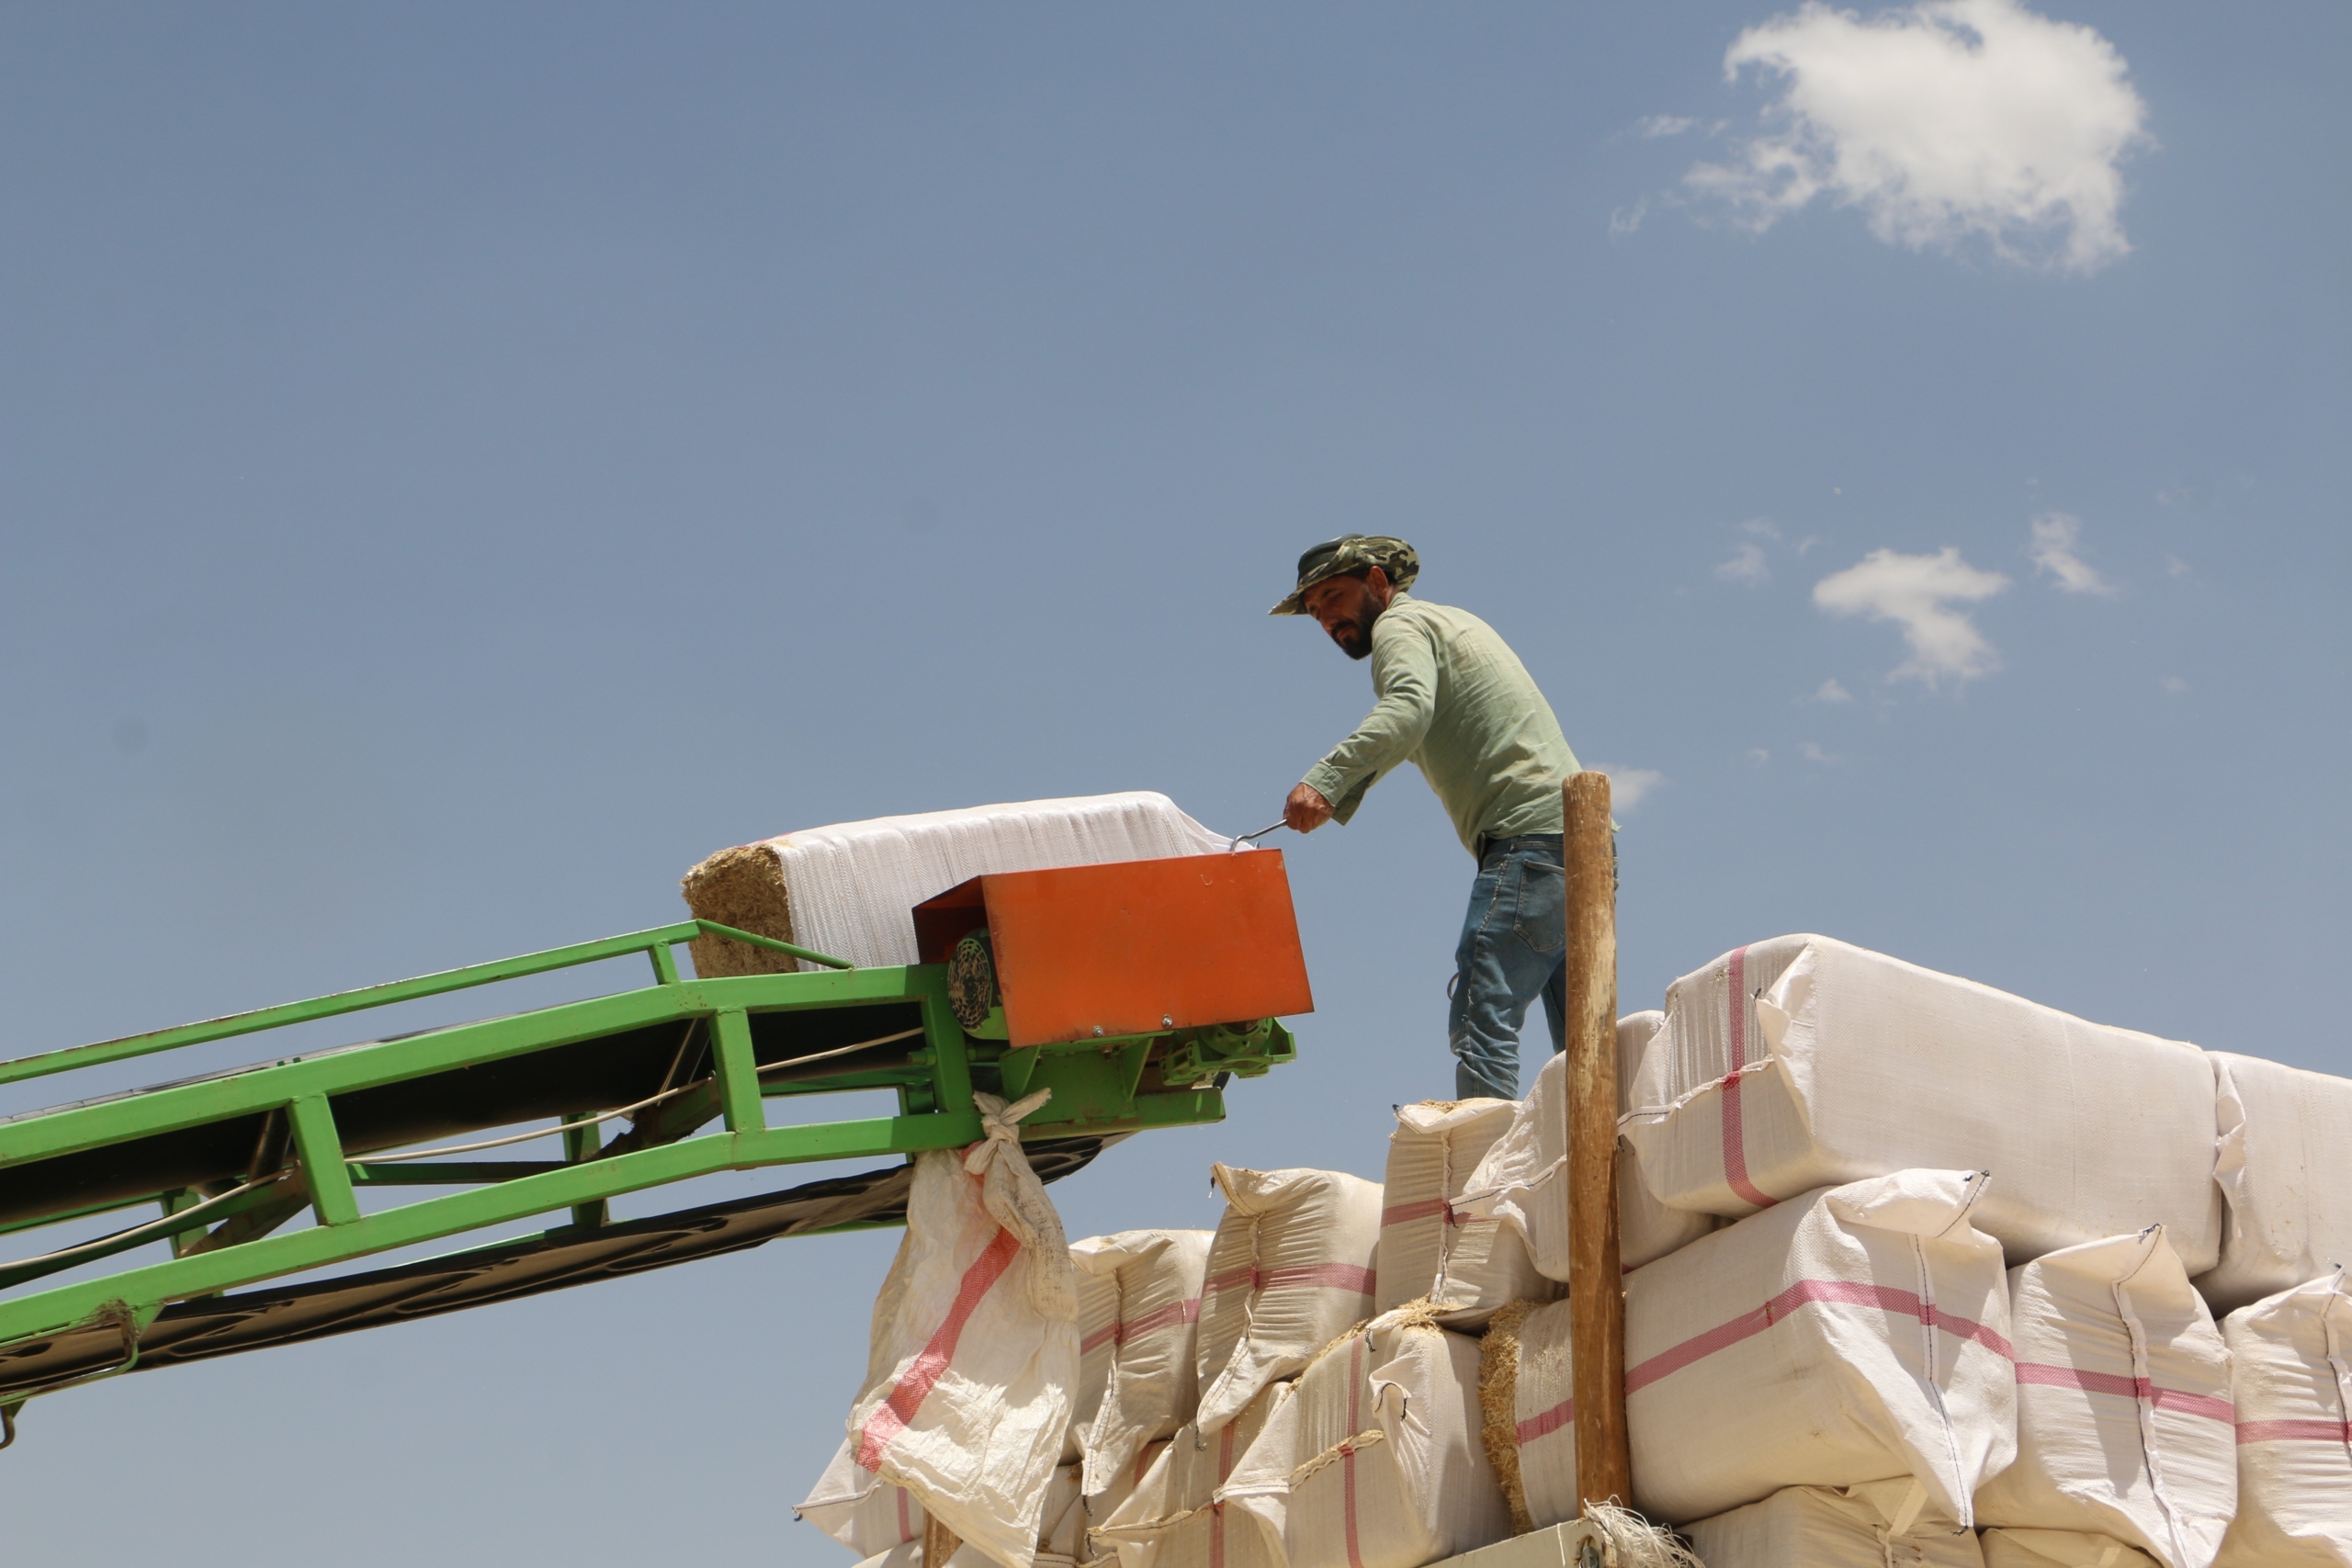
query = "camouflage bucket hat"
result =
(1267, 534, 1420, 615)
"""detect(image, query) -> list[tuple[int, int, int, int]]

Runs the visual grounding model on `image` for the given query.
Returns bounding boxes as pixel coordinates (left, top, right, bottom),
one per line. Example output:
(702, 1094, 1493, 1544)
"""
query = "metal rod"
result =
(1564, 770, 1632, 1514)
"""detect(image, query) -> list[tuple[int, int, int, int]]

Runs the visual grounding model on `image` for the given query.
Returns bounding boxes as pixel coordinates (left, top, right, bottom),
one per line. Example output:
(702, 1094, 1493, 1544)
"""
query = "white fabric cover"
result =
(836, 1092, 1079, 1568)
(1680, 1483, 1986, 1568)
(1222, 1311, 1514, 1568)
(754, 791, 1236, 969)
(1974, 1227, 2236, 1568)
(1624, 1168, 2018, 1527)
(1193, 1164, 1383, 1434)
(1080, 1437, 1169, 1568)
(1071, 1229, 1215, 1495)
(1071, 1260, 1122, 1463)
(1376, 1099, 1554, 1328)
(1623, 936, 2222, 1270)
(796, 1435, 930, 1555)
(1458, 1011, 1717, 1276)
(1091, 1387, 1288, 1568)
(2197, 1054, 2352, 1315)
(1983, 1531, 2163, 1568)
(2212, 1269, 2352, 1567)
(844, 1466, 1083, 1568)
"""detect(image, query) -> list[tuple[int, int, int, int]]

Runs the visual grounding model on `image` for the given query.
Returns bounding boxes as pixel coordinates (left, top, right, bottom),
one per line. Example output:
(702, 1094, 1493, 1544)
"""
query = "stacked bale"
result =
(1680, 1483, 1986, 1568)
(1070, 1230, 1214, 1496)
(1376, 1099, 1555, 1329)
(2211, 1269, 2352, 1566)
(1193, 1164, 1383, 1433)
(2197, 1055, 2352, 1314)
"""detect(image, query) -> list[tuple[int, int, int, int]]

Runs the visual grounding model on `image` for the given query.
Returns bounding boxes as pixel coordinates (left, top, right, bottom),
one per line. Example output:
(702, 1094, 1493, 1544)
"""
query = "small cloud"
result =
(1682, 0, 2152, 275)
(2161, 675, 2188, 694)
(1590, 765, 1666, 810)
(1610, 197, 1653, 236)
(1794, 535, 1822, 555)
(1638, 115, 1698, 138)
(1747, 747, 1772, 766)
(1813, 547, 2010, 687)
(1799, 741, 1842, 763)
(2154, 481, 2206, 507)
(1742, 517, 1782, 540)
(2028, 512, 2117, 595)
(1812, 678, 1854, 704)
(1716, 541, 1770, 584)
(2165, 555, 2190, 579)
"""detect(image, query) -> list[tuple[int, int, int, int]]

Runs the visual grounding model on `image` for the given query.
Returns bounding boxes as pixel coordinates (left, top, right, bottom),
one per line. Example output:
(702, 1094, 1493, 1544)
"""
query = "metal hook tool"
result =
(1229, 820, 1289, 852)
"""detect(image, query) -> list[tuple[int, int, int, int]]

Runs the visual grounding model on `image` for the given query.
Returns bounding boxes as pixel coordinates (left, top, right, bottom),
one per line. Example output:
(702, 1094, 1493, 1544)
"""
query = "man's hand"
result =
(1284, 782, 1335, 833)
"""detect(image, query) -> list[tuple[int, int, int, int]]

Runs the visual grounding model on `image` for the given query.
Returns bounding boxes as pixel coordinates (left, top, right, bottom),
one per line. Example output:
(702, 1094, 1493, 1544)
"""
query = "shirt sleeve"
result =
(1299, 610, 1439, 826)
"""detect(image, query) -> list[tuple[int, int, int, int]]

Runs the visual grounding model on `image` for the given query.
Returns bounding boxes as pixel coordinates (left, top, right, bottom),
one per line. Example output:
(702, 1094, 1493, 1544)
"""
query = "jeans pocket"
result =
(1510, 857, 1567, 954)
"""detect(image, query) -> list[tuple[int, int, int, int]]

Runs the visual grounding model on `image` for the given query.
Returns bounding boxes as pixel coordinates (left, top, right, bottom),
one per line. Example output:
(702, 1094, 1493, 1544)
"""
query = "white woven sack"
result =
(2212, 1269, 2352, 1567)
(1973, 1227, 2236, 1568)
(1079, 1437, 1168, 1568)
(1624, 1168, 2018, 1526)
(1376, 1099, 1554, 1329)
(1222, 1310, 1514, 1568)
(841, 1092, 1080, 1568)
(1193, 1164, 1382, 1434)
(1072, 1229, 1214, 1495)
(844, 1466, 1083, 1568)
(1457, 1012, 1717, 1277)
(2196, 1054, 2352, 1315)
(1623, 936, 2222, 1270)
(751, 791, 1235, 969)
(1071, 1259, 1122, 1462)
(1983, 1531, 2163, 1568)
(1091, 1385, 1288, 1568)
(1680, 1482, 1985, 1568)
(1484, 1296, 1580, 1530)
(796, 1434, 930, 1555)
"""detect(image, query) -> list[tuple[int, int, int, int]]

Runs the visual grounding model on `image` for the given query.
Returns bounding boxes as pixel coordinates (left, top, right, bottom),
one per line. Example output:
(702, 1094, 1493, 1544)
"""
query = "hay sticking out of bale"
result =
(1581, 1502, 1703, 1568)
(1479, 1297, 1539, 1535)
(679, 843, 797, 978)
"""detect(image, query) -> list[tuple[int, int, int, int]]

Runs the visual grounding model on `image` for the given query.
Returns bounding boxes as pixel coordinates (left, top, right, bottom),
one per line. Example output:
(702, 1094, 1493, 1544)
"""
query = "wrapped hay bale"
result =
(2212, 1269, 2352, 1567)
(1680, 1483, 1985, 1568)
(1193, 1164, 1382, 1434)
(843, 1463, 1082, 1567)
(1221, 1307, 1514, 1568)
(1071, 1229, 1215, 1496)
(1623, 936, 2222, 1270)
(2196, 1053, 2352, 1315)
(1624, 1168, 2018, 1526)
(1069, 1257, 1124, 1462)
(1477, 1296, 1579, 1534)
(1973, 1227, 2236, 1568)
(1091, 1385, 1289, 1568)
(1079, 1436, 1168, 1567)
(1376, 1099, 1554, 1329)
(1455, 1011, 1718, 1279)
(678, 790, 1235, 977)
(1982, 1531, 2163, 1568)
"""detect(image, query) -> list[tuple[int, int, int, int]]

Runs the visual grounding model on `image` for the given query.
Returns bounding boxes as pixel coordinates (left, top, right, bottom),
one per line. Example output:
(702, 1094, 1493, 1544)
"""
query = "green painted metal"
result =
(0, 916, 1298, 1425)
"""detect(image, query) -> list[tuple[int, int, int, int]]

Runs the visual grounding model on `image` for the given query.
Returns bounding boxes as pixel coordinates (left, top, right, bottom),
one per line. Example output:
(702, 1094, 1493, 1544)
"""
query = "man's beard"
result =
(1329, 602, 1383, 660)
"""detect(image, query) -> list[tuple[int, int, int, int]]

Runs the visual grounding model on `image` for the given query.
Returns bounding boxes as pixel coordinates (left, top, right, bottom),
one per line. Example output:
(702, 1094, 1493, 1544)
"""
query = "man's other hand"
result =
(1284, 782, 1334, 833)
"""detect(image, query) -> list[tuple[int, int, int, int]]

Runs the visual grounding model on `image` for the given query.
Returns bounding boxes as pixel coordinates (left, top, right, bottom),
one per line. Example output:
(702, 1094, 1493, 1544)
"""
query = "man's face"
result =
(1303, 570, 1386, 660)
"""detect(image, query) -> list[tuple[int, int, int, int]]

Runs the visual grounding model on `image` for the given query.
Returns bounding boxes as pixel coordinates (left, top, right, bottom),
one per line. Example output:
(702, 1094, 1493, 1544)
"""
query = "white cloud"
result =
(2166, 554, 2191, 578)
(1610, 197, 1652, 236)
(1684, 0, 2151, 275)
(1813, 546, 2010, 685)
(1639, 115, 1698, 138)
(1742, 517, 1783, 539)
(1800, 740, 1842, 762)
(2027, 512, 2116, 594)
(1747, 748, 1772, 765)
(1589, 765, 1666, 810)
(2161, 675, 2188, 694)
(1716, 541, 1771, 583)
(1813, 677, 1854, 703)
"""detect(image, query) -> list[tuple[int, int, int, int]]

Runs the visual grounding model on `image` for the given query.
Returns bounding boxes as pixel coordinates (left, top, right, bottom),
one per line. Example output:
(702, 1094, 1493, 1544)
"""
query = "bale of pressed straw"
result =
(1479, 1298, 1540, 1536)
(678, 843, 797, 979)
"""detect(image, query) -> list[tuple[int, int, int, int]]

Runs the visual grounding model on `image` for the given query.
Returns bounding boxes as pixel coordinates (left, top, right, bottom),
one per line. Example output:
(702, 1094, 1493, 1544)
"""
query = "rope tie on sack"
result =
(966, 1088, 1052, 1175)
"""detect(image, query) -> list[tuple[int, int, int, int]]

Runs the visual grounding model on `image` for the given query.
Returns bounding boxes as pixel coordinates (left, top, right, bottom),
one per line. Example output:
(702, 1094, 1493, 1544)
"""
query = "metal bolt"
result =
(1162, 1015, 1173, 1028)
(1091, 1025, 1103, 1037)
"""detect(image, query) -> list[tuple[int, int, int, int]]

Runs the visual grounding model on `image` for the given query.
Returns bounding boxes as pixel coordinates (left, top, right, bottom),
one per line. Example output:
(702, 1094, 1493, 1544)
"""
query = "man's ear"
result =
(1363, 565, 1393, 607)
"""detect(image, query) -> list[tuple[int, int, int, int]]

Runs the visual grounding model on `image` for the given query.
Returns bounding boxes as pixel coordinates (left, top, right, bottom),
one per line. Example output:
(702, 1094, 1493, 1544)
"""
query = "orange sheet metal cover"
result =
(918, 851, 1313, 1048)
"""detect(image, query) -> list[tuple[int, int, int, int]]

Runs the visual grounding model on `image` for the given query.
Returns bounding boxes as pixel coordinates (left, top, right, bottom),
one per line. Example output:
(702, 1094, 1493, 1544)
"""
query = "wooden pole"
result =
(1564, 771, 1632, 1514)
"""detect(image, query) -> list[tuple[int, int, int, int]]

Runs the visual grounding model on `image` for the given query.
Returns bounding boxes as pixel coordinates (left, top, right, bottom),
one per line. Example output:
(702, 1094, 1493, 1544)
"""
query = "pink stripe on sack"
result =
(1204, 1266, 1257, 1296)
(1516, 1393, 1576, 1447)
(1720, 946, 1779, 1212)
(897, 1486, 913, 1543)
(1382, 1197, 1448, 1227)
(2016, 1362, 2237, 1426)
(1118, 1296, 1202, 1344)
(2237, 1418, 2352, 1445)
(1625, 1277, 2016, 1395)
(854, 1225, 1022, 1470)
(1261, 1261, 1377, 1295)
(1210, 1417, 1238, 1568)
(1080, 1322, 1120, 1355)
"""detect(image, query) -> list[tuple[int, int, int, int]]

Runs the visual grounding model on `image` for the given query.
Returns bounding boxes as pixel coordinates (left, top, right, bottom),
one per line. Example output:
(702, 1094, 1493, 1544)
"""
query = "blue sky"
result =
(1, 4, 2344, 1561)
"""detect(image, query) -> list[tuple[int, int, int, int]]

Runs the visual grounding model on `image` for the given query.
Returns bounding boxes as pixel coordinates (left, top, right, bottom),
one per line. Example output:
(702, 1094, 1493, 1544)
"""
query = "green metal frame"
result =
(0, 919, 1288, 1396)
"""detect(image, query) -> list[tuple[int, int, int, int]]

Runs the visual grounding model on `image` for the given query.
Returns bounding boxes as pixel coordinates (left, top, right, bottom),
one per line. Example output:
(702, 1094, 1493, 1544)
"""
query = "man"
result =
(1272, 535, 1585, 1100)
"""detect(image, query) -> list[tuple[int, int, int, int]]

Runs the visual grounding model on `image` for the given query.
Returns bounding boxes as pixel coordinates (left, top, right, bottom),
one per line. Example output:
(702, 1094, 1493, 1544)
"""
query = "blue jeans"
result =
(1448, 834, 1567, 1100)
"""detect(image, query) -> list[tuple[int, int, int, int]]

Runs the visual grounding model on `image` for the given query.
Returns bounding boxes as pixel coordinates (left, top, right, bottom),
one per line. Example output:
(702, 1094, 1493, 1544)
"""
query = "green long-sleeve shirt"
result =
(1300, 593, 1580, 855)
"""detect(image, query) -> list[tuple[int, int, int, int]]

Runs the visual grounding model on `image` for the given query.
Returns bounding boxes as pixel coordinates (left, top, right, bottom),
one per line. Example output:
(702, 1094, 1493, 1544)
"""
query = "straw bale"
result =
(679, 842, 797, 978)
(1479, 1297, 1540, 1535)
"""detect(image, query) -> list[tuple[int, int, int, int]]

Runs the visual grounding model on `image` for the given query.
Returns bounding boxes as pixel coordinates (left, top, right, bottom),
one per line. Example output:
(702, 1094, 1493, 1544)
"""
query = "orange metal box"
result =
(912, 851, 1314, 1048)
